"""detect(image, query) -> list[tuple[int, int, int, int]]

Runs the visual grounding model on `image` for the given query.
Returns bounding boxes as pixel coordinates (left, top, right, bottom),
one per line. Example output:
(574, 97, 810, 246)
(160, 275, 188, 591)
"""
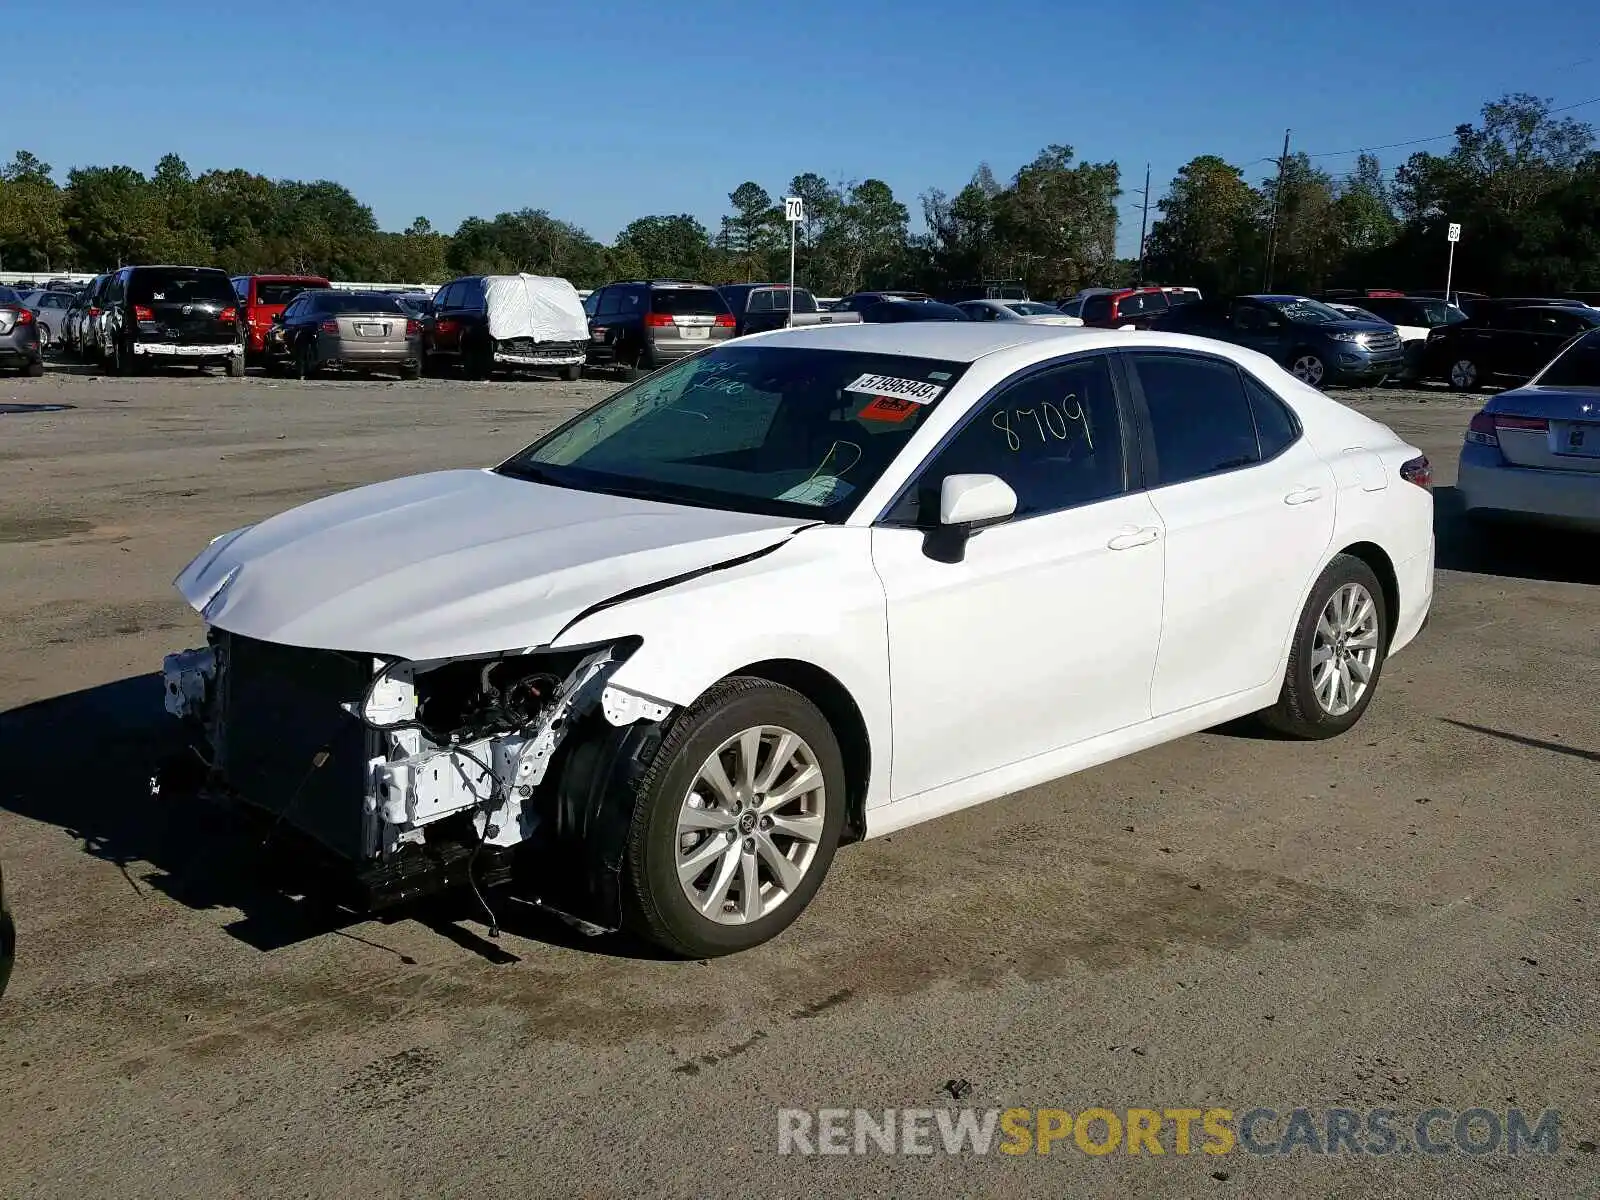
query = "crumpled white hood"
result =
(176, 468, 807, 660)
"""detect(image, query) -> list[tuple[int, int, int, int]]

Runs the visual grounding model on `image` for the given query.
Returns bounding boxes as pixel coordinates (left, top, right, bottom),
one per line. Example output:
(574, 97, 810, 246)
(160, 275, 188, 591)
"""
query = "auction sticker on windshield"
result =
(844, 374, 945, 403)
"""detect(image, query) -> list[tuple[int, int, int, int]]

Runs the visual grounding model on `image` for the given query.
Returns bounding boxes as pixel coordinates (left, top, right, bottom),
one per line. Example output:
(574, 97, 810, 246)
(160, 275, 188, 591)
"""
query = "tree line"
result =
(0, 93, 1594, 298)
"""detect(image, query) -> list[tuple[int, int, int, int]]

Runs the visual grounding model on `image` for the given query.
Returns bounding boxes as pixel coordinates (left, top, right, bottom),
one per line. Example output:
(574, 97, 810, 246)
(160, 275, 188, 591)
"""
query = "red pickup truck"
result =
(231, 274, 330, 363)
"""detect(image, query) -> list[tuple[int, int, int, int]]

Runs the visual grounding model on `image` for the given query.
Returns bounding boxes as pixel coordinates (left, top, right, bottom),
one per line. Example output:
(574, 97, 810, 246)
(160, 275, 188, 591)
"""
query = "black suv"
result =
(1420, 304, 1600, 389)
(1154, 294, 1404, 387)
(100, 265, 244, 375)
(582, 281, 734, 378)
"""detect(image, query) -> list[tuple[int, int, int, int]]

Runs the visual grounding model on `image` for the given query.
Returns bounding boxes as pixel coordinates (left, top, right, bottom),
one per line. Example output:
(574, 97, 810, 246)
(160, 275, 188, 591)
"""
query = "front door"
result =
(870, 354, 1165, 800)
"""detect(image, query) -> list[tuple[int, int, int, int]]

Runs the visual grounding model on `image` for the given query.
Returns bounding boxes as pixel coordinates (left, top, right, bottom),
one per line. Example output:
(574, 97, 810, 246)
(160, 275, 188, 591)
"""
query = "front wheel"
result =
(1448, 357, 1480, 391)
(1289, 350, 1328, 388)
(1257, 554, 1389, 739)
(622, 678, 846, 957)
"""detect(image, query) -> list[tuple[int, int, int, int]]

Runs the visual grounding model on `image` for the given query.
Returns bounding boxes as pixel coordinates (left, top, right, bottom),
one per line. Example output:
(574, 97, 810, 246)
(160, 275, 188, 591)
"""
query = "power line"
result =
(1302, 93, 1600, 160)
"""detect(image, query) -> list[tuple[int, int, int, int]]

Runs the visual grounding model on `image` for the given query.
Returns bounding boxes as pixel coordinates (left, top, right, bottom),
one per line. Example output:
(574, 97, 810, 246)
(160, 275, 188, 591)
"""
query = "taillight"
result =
(1400, 454, 1432, 490)
(134, 305, 154, 322)
(435, 318, 457, 335)
(644, 312, 676, 327)
(1494, 414, 1548, 432)
(1465, 411, 1499, 447)
(87, 306, 99, 318)
(319, 319, 339, 334)
(714, 313, 736, 328)
(13, 307, 33, 325)
(405, 319, 419, 336)
(218, 306, 237, 323)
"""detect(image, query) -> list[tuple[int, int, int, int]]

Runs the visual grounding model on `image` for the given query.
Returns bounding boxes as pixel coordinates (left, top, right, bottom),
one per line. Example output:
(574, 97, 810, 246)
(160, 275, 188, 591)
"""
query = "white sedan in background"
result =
(163, 323, 1435, 957)
(956, 299, 1083, 326)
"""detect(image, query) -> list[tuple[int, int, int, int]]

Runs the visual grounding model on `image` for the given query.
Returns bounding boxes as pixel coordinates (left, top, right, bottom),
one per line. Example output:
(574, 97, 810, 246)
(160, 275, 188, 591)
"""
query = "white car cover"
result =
(485, 274, 590, 343)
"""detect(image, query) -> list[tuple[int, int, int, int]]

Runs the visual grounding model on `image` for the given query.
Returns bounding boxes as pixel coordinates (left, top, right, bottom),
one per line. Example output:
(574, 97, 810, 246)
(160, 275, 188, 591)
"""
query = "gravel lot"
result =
(1, 365, 1596, 1199)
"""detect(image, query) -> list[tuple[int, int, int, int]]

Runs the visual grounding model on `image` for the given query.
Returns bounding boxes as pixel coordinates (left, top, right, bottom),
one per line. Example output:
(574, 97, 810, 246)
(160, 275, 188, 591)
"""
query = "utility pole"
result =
(1135, 162, 1151, 285)
(1263, 128, 1291, 291)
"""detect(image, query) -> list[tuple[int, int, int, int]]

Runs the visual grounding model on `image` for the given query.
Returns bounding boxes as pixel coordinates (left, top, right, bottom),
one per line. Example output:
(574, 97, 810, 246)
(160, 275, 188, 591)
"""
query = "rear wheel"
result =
(1258, 554, 1389, 739)
(296, 340, 319, 379)
(400, 362, 421, 381)
(622, 678, 845, 957)
(464, 339, 493, 381)
(225, 353, 245, 378)
(23, 360, 44, 378)
(109, 337, 130, 375)
(1448, 357, 1480, 391)
(560, 364, 582, 382)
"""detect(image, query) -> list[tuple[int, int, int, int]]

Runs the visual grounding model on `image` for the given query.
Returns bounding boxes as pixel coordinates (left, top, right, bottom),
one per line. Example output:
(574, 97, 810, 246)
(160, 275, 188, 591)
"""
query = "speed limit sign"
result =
(1447, 223, 1461, 242)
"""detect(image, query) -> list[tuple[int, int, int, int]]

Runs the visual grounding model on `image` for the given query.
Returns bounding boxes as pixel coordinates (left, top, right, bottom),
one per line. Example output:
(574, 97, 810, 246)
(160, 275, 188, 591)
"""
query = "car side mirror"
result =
(925, 473, 1017, 564)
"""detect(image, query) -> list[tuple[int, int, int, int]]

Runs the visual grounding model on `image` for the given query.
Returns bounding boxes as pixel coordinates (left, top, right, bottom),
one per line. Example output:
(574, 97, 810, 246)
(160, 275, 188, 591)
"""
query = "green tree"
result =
(992, 146, 1121, 297)
(725, 181, 781, 281)
(1144, 155, 1265, 297)
(612, 214, 713, 280)
(0, 151, 68, 270)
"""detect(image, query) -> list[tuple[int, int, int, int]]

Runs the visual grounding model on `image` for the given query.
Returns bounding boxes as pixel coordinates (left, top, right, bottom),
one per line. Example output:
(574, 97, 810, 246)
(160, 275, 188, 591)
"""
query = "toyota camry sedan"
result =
(162, 324, 1435, 957)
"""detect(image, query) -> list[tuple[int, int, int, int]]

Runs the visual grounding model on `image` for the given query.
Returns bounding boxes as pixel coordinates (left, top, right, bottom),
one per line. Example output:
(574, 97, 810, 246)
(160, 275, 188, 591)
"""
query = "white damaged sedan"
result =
(164, 323, 1435, 956)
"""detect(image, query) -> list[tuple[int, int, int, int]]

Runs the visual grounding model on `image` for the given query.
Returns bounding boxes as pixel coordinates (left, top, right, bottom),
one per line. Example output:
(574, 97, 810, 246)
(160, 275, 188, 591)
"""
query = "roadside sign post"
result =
(784, 196, 804, 327)
(1445, 223, 1461, 306)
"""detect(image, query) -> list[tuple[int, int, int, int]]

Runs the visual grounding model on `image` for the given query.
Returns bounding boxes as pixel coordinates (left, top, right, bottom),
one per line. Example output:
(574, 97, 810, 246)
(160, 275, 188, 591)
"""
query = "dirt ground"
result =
(0, 364, 1596, 1199)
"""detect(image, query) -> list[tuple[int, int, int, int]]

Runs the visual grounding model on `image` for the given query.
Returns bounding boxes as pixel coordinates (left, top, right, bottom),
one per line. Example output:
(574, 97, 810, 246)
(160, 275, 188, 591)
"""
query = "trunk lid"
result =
(1488, 386, 1600, 472)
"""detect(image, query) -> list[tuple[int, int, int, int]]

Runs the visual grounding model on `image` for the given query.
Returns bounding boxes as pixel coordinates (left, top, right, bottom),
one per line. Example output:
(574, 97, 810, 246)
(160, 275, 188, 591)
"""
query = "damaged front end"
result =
(162, 630, 674, 926)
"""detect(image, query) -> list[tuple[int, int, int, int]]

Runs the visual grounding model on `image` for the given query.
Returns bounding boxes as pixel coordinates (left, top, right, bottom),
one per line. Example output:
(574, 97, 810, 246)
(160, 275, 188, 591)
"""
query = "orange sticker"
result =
(858, 396, 919, 423)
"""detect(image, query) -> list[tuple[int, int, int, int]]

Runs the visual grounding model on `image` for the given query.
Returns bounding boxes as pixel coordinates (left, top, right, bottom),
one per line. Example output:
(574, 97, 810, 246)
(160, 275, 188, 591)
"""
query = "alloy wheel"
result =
(1450, 359, 1478, 388)
(1311, 582, 1380, 717)
(675, 725, 826, 925)
(1291, 354, 1326, 386)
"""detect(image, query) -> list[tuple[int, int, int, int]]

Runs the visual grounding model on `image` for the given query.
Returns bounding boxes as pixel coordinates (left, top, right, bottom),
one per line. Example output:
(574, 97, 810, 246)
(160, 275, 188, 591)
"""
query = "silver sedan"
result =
(955, 299, 1083, 326)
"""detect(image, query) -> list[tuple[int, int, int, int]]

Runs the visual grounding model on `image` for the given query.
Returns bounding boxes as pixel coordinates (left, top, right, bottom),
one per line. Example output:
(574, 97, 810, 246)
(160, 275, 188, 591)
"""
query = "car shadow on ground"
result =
(0, 673, 671, 962)
(1433, 485, 1600, 585)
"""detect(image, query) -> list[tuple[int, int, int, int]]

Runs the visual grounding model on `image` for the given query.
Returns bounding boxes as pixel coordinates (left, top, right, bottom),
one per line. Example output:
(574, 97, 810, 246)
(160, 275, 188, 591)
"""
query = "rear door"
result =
(1123, 350, 1335, 715)
(1228, 300, 1286, 359)
(130, 269, 237, 343)
(430, 282, 463, 355)
(648, 286, 732, 352)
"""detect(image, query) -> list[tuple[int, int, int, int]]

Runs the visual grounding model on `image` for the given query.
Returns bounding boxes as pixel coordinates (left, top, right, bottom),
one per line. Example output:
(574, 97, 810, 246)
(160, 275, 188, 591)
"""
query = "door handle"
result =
(1284, 486, 1324, 505)
(1107, 526, 1160, 550)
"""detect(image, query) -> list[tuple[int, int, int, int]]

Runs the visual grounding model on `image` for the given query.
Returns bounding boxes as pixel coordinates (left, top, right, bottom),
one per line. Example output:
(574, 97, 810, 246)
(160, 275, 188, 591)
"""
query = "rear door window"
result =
(1128, 352, 1263, 486)
(1083, 295, 1111, 322)
(1243, 375, 1301, 459)
(651, 287, 729, 316)
(1143, 291, 1170, 313)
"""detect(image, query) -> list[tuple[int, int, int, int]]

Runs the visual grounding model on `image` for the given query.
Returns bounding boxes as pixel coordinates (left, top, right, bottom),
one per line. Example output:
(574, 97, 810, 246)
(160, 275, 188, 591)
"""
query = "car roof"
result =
(738, 321, 1131, 361)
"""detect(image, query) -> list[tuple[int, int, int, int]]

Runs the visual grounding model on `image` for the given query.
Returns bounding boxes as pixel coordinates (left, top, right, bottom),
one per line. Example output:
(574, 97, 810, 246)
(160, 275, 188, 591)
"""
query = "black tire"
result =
(621, 677, 846, 957)
(560, 364, 582, 382)
(23, 359, 44, 378)
(109, 336, 129, 375)
(1257, 554, 1390, 740)
(1447, 357, 1480, 391)
(400, 362, 421, 381)
(296, 340, 319, 380)
(463, 338, 493, 381)
(225, 353, 245, 378)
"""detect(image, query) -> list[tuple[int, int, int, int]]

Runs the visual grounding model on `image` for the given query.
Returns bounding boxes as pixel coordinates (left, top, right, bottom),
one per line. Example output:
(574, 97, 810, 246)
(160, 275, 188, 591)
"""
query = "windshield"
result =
(1533, 329, 1600, 388)
(0, 287, 20, 306)
(1265, 298, 1347, 324)
(131, 270, 235, 305)
(255, 281, 318, 305)
(1007, 302, 1061, 316)
(499, 345, 969, 520)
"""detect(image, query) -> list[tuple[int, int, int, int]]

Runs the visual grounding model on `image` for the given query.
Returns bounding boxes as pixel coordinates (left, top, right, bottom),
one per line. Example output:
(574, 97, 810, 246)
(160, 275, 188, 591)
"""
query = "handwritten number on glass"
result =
(991, 393, 1093, 452)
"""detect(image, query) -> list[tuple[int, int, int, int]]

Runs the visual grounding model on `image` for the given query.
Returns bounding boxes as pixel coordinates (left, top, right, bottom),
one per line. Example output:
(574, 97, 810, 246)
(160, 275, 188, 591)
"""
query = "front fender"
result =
(552, 525, 895, 809)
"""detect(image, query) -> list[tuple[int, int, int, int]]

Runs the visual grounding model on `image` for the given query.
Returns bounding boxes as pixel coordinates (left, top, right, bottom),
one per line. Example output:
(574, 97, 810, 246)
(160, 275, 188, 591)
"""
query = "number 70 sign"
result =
(784, 197, 805, 223)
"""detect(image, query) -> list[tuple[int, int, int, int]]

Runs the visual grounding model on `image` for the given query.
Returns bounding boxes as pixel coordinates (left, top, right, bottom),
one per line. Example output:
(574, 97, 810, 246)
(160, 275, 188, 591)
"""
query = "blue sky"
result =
(22, 0, 1600, 257)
